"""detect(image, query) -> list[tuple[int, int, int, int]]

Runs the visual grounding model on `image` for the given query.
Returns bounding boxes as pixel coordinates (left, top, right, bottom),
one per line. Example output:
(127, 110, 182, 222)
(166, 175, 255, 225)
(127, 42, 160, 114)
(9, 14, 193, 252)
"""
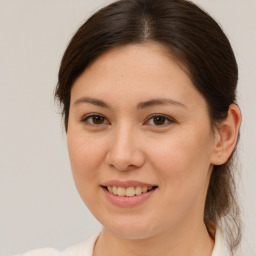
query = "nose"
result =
(105, 125, 145, 171)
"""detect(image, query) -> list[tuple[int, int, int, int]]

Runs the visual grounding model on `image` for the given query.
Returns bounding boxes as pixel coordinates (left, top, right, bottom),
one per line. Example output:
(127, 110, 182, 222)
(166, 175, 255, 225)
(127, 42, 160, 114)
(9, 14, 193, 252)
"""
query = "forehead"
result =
(70, 42, 206, 112)
(84, 42, 186, 78)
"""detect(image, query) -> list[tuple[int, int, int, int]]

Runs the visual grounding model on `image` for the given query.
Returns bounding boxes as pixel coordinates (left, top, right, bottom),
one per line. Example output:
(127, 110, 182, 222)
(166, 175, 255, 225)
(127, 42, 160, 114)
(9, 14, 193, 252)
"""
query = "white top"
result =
(15, 228, 229, 256)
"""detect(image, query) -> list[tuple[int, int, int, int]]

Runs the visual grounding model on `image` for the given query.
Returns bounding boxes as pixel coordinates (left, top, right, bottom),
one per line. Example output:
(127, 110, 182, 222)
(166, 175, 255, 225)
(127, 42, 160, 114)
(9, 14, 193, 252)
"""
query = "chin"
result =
(108, 227, 154, 240)
(100, 216, 162, 240)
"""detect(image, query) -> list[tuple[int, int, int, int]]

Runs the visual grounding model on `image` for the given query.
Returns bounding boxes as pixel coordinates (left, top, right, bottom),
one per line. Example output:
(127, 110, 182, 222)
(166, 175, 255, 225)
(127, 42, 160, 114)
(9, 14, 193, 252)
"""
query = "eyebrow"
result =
(137, 98, 187, 109)
(73, 97, 186, 109)
(74, 97, 111, 108)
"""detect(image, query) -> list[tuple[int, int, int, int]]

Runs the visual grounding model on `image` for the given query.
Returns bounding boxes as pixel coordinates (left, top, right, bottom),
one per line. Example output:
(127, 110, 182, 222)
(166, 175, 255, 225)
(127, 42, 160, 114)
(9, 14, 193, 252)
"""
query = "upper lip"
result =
(101, 180, 157, 188)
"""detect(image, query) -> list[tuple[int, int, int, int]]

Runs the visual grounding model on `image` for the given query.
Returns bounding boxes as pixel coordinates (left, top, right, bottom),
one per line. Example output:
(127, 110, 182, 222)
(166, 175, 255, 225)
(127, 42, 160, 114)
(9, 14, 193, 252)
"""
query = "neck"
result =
(93, 222, 214, 256)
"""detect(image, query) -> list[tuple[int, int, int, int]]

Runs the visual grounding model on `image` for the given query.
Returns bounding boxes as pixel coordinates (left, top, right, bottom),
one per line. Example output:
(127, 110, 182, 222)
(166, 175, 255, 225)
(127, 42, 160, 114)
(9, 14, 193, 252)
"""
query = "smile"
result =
(106, 186, 155, 197)
(101, 180, 158, 207)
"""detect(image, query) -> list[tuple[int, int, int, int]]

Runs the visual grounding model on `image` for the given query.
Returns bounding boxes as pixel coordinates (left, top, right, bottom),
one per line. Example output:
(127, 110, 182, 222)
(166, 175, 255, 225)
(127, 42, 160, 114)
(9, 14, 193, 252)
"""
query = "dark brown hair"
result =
(55, 0, 241, 253)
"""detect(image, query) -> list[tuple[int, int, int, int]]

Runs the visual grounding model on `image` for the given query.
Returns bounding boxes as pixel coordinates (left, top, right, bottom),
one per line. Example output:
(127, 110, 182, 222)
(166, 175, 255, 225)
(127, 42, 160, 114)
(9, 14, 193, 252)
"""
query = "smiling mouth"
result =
(103, 186, 158, 197)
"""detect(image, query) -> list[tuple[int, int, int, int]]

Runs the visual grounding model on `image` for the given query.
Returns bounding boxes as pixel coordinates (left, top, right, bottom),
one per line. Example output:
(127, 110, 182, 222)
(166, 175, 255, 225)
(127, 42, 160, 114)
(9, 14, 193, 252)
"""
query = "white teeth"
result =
(117, 187, 126, 196)
(126, 187, 135, 197)
(112, 186, 118, 195)
(142, 186, 148, 193)
(135, 186, 142, 195)
(107, 186, 154, 196)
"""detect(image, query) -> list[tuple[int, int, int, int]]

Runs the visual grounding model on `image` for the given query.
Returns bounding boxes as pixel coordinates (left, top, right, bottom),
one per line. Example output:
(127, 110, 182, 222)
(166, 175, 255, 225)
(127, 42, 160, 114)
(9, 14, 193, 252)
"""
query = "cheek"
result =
(146, 132, 213, 225)
(67, 131, 106, 188)
(67, 131, 110, 209)
(148, 129, 213, 197)
(150, 131, 211, 170)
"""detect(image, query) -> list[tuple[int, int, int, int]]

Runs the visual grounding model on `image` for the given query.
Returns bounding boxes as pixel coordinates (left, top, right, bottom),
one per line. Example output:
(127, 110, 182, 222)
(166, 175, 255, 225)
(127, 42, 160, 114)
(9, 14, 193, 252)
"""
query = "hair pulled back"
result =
(55, 0, 241, 253)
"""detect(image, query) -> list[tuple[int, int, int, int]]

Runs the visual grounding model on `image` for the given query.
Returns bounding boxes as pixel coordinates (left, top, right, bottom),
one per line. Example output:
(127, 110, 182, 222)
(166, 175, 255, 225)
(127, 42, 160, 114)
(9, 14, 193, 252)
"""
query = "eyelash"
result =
(81, 113, 175, 127)
(145, 114, 175, 126)
(81, 113, 110, 126)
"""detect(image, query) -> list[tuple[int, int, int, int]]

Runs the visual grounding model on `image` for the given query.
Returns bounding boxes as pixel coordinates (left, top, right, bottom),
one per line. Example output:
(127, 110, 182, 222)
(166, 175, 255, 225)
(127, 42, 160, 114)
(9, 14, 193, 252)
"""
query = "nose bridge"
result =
(106, 122, 144, 170)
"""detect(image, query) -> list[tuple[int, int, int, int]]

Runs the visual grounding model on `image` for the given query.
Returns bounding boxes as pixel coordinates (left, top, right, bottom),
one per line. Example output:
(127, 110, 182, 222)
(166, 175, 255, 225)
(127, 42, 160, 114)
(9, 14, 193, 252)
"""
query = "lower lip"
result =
(102, 187, 156, 207)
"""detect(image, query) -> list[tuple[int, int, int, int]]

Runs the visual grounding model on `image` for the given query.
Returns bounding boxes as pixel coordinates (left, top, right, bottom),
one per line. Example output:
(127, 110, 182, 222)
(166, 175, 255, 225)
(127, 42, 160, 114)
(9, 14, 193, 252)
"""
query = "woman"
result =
(18, 0, 242, 255)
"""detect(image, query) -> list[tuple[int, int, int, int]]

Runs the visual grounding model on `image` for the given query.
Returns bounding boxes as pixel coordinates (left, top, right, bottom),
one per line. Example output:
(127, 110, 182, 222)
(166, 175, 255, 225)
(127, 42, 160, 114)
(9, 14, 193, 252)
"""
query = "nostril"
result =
(105, 143, 145, 171)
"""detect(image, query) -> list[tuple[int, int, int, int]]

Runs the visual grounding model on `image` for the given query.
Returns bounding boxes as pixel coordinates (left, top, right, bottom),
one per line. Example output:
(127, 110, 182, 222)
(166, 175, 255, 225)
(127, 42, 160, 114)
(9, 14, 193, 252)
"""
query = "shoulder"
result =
(212, 228, 256, 256)
(13, 248, 60, 256)
(14, 233, 99, 256)
(211, 227, 226, 256)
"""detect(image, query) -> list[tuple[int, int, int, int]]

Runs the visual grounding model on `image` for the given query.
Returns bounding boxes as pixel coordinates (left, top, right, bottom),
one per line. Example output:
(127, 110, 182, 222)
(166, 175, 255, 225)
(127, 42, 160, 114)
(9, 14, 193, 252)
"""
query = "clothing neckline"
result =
(85, 227, 225, 256)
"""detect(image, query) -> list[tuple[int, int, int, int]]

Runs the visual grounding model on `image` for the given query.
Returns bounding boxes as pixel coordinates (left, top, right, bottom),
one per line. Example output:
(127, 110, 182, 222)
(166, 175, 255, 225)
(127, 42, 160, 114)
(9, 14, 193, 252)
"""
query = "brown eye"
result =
(82, 114, 109, 126)
(92, 115, 105, 124)
(153, 116, 166, 125)
(146, 114, 174, 126)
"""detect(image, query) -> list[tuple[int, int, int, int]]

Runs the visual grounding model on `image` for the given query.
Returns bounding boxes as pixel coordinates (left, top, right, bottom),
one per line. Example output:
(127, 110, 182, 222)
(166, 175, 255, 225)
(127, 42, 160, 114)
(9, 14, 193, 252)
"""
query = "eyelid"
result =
(81, 113, 110, 125)
(80, 113, 175, 127)
(144, 114, 176, 126)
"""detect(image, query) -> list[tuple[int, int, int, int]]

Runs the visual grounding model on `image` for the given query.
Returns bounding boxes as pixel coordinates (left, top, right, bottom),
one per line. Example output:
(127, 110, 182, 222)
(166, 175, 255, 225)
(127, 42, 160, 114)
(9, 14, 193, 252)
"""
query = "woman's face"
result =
(67, 43, 218, 239)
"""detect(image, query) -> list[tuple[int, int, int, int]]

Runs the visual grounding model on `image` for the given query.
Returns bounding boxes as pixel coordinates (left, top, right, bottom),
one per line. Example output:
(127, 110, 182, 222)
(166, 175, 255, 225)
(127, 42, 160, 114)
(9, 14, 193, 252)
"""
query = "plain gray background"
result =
(0, 1, 255, 255)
